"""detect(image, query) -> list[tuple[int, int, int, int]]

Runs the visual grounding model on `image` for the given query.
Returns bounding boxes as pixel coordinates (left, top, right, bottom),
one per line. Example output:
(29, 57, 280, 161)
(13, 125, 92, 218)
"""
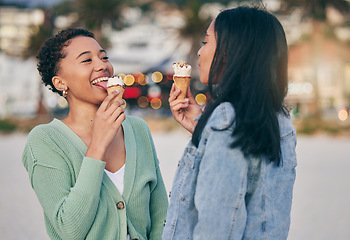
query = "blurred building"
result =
(0, 53, 40, 118)
(1, 3, 350, 119)
(0, 7, 46, 118)
(104, 6, 194, 113)
(0, 6, 45, 56)
(283, 6, 350, 120)
(0, 4, 193, 118)
(107, 6, 190, 75)
(286, 38, 350, 118)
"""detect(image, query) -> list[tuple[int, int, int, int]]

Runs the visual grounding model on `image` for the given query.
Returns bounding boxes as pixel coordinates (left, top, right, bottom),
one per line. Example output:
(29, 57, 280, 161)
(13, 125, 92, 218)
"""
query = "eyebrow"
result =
(76, 49, 106, 59)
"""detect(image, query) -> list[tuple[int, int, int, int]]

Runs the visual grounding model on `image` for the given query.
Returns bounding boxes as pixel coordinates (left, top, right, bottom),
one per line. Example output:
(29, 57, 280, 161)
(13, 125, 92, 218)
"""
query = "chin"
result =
(199, 79, 208, 85)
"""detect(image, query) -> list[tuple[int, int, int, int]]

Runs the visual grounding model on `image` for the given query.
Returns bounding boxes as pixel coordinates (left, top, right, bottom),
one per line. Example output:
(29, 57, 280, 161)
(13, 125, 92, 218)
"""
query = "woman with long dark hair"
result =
(163, 6, 297, 239)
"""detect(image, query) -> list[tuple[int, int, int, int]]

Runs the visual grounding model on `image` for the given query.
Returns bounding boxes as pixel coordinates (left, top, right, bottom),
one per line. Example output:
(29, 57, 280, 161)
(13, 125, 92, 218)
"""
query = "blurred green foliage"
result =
(0, 119, 17, 133)
(295, 118, 350, 135)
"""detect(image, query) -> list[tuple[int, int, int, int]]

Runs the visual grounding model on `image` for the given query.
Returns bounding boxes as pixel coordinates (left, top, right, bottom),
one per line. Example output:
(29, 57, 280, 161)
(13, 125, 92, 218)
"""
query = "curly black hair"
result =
(37, 28, 94, 96)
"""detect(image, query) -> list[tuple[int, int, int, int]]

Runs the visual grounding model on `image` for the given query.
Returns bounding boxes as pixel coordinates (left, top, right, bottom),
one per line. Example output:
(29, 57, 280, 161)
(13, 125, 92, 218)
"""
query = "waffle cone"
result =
(173, 76, 191, 99)
(107, 85, 125, 103)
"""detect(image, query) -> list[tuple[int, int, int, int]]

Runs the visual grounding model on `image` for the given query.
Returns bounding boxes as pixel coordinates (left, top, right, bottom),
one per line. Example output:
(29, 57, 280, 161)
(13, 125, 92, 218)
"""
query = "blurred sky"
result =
(1, 0, 63, 8)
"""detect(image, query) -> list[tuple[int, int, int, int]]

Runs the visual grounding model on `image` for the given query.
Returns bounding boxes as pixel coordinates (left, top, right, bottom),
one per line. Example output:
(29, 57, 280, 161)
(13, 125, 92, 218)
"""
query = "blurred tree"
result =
(178, 0, 211, 69)
(52, 0, 75, 16)
(47, 0, 127, 48)
(75, 0, 125, 47)
(281, 0, 350, 119)
(281, 0, 349, 21)
(23, 10, 54, 59)
(22, 10, 55, 116)
(166, 0, 232, 5)
(170, 0, 263, 79)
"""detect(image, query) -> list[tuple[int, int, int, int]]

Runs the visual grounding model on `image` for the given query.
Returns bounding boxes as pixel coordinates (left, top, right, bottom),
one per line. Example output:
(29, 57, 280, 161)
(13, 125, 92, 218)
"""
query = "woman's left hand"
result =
(169, 84, 202, 134)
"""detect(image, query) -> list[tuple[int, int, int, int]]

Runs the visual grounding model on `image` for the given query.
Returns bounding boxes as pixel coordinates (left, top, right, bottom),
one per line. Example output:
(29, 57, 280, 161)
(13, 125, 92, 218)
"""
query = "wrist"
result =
(86, 143, 106, 161)
(191, 121, 198, 134)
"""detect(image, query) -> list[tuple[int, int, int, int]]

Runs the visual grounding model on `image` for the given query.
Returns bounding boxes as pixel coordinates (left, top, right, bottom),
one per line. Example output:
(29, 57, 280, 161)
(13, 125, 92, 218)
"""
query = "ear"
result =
(52, 76, 67, 91)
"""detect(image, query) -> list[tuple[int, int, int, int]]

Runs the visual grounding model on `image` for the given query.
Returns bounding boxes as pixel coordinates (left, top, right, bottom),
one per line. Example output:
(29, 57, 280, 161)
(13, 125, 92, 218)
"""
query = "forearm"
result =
(85, 142, 106, 161)
(32, 157, 106, 239)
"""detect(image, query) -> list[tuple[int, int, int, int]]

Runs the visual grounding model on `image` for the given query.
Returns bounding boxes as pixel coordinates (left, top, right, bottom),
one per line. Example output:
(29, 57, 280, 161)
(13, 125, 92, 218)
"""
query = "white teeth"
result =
(91, 76, 109, 85)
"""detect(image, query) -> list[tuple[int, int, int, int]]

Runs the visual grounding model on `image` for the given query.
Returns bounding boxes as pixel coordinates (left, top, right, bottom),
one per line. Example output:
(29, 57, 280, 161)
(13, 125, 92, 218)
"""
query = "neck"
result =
(63, 100, 99, 137)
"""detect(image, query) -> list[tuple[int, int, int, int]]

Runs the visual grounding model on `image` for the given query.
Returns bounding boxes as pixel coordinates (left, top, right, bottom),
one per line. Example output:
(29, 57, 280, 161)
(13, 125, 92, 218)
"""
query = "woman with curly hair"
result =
(164, 6, 297, 239)
(22, 28, 168, 240)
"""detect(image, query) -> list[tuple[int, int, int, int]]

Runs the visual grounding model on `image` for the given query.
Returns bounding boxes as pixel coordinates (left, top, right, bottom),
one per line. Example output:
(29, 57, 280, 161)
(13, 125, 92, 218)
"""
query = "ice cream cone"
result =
(107, 76, 126, 106)
(173, 76, 191, 99)
(107, 85, 125, 103)
(172, 60, 192, 100)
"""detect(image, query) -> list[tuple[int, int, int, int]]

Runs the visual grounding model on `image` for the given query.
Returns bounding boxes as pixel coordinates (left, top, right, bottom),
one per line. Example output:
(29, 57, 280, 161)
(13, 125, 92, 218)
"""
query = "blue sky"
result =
(1, 0, 64, 8)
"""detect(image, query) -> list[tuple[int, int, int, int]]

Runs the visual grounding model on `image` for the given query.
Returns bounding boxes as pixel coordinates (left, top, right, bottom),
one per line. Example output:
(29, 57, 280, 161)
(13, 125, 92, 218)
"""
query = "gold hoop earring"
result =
(62, 89, 68, 98)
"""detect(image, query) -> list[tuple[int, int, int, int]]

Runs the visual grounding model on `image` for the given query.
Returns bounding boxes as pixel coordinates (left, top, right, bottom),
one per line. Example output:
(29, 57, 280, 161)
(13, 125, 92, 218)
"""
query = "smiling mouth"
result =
(91, 76, 109, 85)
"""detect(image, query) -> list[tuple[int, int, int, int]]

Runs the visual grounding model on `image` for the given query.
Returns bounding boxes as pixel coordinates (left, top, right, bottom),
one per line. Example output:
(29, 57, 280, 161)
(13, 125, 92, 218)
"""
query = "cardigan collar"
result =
(52, 117, 136, 203)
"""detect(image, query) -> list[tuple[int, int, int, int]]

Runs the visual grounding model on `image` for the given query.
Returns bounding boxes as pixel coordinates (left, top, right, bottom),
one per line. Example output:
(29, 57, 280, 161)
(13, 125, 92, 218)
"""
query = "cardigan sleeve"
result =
(149, 164, 169, 240)
(22, 126, 106, 240)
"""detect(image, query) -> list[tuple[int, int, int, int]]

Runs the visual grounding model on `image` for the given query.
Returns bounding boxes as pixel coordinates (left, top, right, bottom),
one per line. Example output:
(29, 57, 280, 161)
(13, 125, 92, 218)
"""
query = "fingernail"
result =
(114, 90, 119, 94)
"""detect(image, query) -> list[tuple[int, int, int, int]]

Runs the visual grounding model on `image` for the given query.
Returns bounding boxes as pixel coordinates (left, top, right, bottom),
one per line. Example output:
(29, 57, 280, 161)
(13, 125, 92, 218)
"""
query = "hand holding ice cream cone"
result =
(169, 60, 202, 133)
(172, 60, 192, 99)
(107, 76, 126, 106)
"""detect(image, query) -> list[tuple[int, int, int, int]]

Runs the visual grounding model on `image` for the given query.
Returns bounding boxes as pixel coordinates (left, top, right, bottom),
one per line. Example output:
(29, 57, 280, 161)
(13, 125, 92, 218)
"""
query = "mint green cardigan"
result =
(22, 116, 168, 240)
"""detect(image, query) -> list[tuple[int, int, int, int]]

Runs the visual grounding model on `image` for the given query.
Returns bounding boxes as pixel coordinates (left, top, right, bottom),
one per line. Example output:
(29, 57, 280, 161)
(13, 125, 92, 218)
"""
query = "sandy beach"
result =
(1, 130, 349, 239)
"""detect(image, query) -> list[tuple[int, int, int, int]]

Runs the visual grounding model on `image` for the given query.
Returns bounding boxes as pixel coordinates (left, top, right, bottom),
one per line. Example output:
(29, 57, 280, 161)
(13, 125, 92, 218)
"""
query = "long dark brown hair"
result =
(192, 6, 289, 165)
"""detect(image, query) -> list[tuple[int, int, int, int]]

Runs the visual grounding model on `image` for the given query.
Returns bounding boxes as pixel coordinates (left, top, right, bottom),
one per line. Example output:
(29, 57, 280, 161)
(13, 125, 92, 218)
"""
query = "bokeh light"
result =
(288, 82, 313, 95)
(139, 75, 149, 85)
(137, 96, 149, 108)
(338, 108, 348, 121)
(134, 72, 145, 84)
(124, 74, 135, 86)
(152, 71, 163, 83)
(117, 73, 126, 79)
(195, 93, 207, 105)
(166, 72, 174, 81)
(150, 98, 162, 109)
(121, 99, 127, 108)
(57, 97, 68, 109)
(148, 85, 162, 98)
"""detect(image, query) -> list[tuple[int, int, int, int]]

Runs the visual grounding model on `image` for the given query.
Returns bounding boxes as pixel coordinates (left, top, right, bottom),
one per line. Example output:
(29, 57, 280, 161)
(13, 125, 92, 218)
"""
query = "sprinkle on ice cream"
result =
(172, 60, 191, 77)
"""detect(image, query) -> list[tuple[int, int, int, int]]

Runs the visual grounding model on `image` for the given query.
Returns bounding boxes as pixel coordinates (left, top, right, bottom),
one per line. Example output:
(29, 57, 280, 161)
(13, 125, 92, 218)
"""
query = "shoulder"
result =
(27, 119, 62, 143)
(277, 111, 296, 140)
(23, 120, 65, 169)
(206, 102, 235, 131)
(26, 119, 74, 153)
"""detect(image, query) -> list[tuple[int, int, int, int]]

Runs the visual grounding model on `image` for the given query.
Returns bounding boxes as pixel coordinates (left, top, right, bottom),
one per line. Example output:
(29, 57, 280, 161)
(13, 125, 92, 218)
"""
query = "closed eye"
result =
(82, 58, 92, 63)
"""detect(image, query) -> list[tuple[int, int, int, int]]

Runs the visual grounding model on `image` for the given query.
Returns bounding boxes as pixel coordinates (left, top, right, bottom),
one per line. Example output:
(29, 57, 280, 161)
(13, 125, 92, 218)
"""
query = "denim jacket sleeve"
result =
(193, 125, 248, 239)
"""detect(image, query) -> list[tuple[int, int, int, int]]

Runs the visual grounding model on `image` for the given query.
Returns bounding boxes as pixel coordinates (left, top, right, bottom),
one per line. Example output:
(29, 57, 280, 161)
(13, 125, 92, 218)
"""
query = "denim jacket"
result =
(162, 102, 297, 240)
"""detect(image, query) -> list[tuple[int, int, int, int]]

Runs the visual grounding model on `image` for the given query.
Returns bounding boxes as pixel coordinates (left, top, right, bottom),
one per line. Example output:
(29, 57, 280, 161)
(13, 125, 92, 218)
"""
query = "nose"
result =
(197, 46, 202, 57)
(95, 58, 108, 72)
